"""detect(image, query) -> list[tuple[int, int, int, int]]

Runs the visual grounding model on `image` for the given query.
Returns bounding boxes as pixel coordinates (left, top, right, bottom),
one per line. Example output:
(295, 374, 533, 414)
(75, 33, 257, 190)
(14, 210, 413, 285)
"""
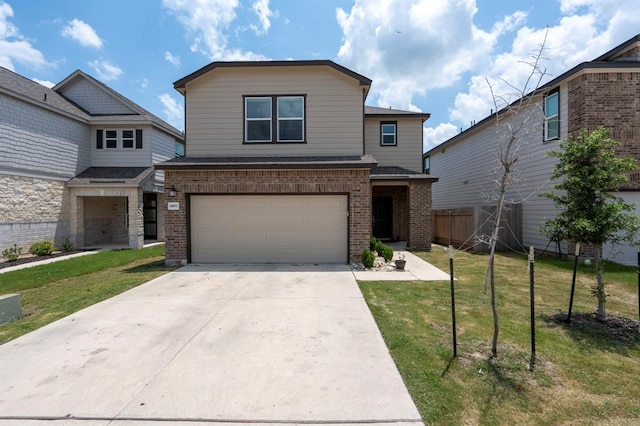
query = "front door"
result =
(372, 196, 393, 240)
(143, 193, 157, 240)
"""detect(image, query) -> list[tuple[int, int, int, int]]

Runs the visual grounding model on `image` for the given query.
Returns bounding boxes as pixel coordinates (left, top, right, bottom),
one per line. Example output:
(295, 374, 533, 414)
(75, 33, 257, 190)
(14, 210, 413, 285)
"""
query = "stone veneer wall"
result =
(164, 168, 371, 264)
(0, 174, 69, 251)
(568, 71, 640, 189)
(82, 196, 128, 245)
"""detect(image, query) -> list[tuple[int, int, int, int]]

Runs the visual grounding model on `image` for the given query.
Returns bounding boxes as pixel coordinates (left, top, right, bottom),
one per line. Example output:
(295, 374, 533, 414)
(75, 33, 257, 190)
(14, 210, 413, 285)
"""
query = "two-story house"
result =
(158, 60, 436, 264)
(424, 34, 640, 264)
(0, 67, 184, 253)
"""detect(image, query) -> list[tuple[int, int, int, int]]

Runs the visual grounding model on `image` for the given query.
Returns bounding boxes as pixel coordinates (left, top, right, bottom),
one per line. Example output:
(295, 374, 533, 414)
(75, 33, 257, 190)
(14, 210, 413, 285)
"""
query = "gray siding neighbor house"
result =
(158, 60, 437, 265)
(424, 34, 640, 265)
(0, 67, 184, 253)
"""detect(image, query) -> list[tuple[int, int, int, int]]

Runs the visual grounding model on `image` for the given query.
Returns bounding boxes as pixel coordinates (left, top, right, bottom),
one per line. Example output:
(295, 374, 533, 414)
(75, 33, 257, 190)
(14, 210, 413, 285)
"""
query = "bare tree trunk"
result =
(595, 245, 606, 320)
(490, 256, 499, 357)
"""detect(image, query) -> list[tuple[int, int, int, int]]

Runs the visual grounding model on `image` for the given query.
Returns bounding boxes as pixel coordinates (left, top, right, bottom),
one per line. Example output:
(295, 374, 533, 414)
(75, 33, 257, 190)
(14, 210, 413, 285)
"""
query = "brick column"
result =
(408, 181, 431, 250)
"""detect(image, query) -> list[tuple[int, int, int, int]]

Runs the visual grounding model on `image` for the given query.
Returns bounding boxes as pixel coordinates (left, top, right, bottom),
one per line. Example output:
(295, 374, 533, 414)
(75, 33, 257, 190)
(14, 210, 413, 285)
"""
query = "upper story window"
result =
(380, 122, 397, 146)
(96, 129, 143, 150)
(544, 91, 559, 141)
(244, 95, 305, 143)
(424, 156, 430, 174)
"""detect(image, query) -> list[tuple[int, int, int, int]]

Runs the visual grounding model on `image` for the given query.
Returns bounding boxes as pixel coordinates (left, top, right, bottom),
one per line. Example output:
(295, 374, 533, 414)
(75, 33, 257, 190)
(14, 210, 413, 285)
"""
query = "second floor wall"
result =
(364, 115, 424, 173)
(183, 65, 366, 157)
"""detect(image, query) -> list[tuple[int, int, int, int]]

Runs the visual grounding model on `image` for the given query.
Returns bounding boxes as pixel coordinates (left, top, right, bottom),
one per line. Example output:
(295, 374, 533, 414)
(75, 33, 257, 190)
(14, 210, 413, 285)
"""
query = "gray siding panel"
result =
(0, 94, 90, 177)
(58, 78, 136, 115)
(151, 129, 177, 184)
(90, 125, 153, 167)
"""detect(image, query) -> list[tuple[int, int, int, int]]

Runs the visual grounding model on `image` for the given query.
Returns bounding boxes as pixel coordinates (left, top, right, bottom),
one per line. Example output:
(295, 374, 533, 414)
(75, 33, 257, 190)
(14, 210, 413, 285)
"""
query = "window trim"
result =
(424, 155, 430, 175)
(243, 94, 307, 144)
(96, 129, 143, 150)
(380, 121, 397, 146)
(543, 89, 560, 142)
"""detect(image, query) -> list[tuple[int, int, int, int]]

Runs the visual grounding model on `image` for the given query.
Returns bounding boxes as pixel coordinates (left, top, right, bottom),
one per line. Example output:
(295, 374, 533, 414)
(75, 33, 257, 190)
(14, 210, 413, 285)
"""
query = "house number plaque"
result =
(168, 202, 180, 211)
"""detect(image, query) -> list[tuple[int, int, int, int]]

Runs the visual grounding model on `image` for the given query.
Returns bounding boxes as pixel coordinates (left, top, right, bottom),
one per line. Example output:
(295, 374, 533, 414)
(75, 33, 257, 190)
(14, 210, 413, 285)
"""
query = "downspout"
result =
(362, 87, 366, 155)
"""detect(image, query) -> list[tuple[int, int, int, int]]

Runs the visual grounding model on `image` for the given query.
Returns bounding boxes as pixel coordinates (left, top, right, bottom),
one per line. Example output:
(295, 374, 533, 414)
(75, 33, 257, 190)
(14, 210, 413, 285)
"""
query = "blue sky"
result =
(2, 0, 638, 151)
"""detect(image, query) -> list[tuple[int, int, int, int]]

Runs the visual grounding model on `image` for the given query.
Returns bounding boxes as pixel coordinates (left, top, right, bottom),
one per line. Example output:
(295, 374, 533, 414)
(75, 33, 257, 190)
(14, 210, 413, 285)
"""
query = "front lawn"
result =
(359, 246, 640, 425)
(0, 245, 178, 344)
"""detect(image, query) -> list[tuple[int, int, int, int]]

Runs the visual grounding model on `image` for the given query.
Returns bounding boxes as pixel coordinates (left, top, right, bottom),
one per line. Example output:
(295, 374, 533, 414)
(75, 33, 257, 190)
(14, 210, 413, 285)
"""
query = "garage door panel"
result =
(190, 195, 347, 264)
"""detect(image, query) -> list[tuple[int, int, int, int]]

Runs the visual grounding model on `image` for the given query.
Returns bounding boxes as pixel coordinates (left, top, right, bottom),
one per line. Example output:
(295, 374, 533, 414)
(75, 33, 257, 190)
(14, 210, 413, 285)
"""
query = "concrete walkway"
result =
(0, 264, 423, 425)
(352, 242, 451, 281)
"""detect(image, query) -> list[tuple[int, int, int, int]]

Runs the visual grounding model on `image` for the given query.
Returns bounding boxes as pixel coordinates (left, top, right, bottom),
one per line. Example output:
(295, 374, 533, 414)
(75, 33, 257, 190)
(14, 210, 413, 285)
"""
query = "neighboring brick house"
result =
(0, 67, 184, 252)
(424, 34, 640, 264)
(157, 60, 436, 264)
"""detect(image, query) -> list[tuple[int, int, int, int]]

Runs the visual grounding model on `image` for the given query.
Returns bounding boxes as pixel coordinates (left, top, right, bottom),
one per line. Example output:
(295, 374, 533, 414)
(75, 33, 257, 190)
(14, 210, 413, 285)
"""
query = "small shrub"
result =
(60, 237, 75, 253)
(362, 249, 375, 268)
(2, 244, 22, 262)
(374, 241, 386, 257)
(382, 245, 394, 262)
(369, 237, 378, 251)
(29, 240, 54, 256)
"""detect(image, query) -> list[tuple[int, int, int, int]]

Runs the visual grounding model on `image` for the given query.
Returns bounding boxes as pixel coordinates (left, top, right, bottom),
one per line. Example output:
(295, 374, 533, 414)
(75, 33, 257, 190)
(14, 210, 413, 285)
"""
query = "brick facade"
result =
(568, 71, 640, 189)
(372, 186, 409, 241)
(164, 168, 371, 264)
(408, 181, 432, 249)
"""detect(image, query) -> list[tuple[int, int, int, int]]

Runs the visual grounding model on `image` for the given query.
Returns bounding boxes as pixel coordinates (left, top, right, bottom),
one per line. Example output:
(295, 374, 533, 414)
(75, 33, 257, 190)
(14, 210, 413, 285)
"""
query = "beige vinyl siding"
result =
(151, 129, 178, 184)
(364, 116, 423, 172)
(430, 97, 564, 251)
(184, 66, 364, 157)
(90, 125, 152, 167)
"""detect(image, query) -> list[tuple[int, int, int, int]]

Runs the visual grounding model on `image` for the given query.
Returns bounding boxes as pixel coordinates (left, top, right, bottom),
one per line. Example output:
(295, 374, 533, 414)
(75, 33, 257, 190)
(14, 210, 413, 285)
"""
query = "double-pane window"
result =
(544, 92, 559, 141)
(381, 122, 397, 146)
(245, 95, 305, 143)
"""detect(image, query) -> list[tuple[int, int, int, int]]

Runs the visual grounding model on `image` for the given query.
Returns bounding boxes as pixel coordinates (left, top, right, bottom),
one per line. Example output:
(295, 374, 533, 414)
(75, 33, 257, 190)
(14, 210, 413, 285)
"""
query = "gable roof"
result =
(173, 60, 372, 94)
(0, 66, 90, 121)
(54, 70, 182, 138)
(425, 33, 640, 156)
(365, 106, 430, 121)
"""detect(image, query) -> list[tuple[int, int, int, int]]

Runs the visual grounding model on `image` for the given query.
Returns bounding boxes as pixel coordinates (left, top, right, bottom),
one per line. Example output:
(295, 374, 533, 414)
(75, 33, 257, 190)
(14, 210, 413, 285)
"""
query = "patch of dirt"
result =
(0, 251, 81, 270)
(547, 312, 640, 346)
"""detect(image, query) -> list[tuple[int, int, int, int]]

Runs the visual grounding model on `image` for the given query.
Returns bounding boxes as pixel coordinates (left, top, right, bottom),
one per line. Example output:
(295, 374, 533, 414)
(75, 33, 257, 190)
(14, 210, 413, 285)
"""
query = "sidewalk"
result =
(352, 242, 451, 281)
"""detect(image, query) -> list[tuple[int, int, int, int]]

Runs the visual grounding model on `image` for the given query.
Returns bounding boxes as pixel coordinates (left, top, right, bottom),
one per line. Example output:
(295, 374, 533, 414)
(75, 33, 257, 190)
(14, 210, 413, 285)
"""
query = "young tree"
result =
(541, 127, 640, 320)
(482, 35, 549, 357)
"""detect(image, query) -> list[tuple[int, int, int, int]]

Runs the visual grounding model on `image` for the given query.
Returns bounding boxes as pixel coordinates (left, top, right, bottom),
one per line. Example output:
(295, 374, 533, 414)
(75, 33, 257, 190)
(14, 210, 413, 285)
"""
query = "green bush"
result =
(60, 238, 75, 253)
(2, 244, 22, 262)
(382, 245, 394, 262)
(369, 237, 378, 251)
(374, 241, 386, 257)
(29, 240, 54, 256)
(362, 249, 375, 268)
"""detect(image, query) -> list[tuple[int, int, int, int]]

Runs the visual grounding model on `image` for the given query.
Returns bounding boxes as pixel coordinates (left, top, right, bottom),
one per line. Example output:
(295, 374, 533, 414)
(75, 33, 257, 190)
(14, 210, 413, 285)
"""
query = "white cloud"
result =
(159, 93, 184, 130)
(140, 78, 148, 89)
(88, 59, 122, 81)
(164, 51, 181, 67)
(0, 2, 48, 70)
(336, 0, 526, 111)
(446, 0, 640, 128)
(61, 18, 102, 48)
(250, 0, 275, 35)
(423, 122, 459, 151)
(162, 0, 267, 60)
(31, 77, 55, 88)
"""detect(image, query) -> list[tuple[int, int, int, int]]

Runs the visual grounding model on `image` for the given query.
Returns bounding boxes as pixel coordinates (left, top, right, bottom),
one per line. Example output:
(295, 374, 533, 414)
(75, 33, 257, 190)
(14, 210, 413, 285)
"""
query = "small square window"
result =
(122, 130, 134, 149)
(381, 122, 397, 146)
(105, 130, 118, 149)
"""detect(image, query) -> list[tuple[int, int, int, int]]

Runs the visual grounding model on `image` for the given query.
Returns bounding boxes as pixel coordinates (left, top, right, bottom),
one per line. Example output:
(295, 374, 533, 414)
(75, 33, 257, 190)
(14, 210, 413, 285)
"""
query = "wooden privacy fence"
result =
(432, 205, 522, 253)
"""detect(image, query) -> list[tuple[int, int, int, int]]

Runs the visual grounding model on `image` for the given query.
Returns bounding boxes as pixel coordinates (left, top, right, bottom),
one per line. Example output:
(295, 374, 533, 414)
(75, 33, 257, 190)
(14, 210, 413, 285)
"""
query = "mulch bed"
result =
(547, 312, 640, 346)
(0, 251, 81, 270)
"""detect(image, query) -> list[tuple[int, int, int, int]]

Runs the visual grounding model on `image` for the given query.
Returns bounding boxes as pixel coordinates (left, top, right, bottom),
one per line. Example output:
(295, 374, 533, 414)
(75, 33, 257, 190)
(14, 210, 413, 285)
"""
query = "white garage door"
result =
(190, 195, 348, 263)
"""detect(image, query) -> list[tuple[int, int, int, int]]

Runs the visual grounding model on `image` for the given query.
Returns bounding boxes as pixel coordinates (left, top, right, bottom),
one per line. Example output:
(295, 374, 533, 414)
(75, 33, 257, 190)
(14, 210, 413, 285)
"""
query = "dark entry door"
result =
(143, 193, 157, 240)
(372, 196, 393, 240)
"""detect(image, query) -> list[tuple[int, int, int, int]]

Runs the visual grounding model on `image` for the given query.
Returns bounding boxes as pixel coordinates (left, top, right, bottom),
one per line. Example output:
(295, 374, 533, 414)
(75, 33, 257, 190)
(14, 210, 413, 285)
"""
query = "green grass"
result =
(359, 246, 640, 425)
(0, 245, 178, 344)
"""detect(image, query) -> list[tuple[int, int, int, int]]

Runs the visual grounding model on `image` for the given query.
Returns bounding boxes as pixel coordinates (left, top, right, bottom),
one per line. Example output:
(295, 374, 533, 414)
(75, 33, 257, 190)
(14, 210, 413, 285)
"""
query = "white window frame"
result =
(381, 122, 397, 146)
(544, 91, 559, 141)
(245, 97, 273, 143)
(121, 129, 135, 149)
(104, 129, 118, 149)
(277, 96, 305, 142)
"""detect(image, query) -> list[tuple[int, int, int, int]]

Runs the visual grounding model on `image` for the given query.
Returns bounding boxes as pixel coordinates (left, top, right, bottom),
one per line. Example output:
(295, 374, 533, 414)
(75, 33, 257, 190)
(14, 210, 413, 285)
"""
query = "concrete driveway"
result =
(0, 264, 422, 425)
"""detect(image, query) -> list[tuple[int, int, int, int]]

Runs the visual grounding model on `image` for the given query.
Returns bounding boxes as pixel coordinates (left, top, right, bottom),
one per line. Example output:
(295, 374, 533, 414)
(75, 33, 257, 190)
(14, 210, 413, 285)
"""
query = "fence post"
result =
(449, 245, 457, 358)
(529, 246, 536, 369)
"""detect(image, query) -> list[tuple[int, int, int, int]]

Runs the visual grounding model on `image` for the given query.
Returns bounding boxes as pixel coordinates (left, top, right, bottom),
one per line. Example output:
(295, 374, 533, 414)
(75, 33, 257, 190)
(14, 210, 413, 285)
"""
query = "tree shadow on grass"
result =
(123, 260, 177, 274)
(545, 312, 640, 356)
